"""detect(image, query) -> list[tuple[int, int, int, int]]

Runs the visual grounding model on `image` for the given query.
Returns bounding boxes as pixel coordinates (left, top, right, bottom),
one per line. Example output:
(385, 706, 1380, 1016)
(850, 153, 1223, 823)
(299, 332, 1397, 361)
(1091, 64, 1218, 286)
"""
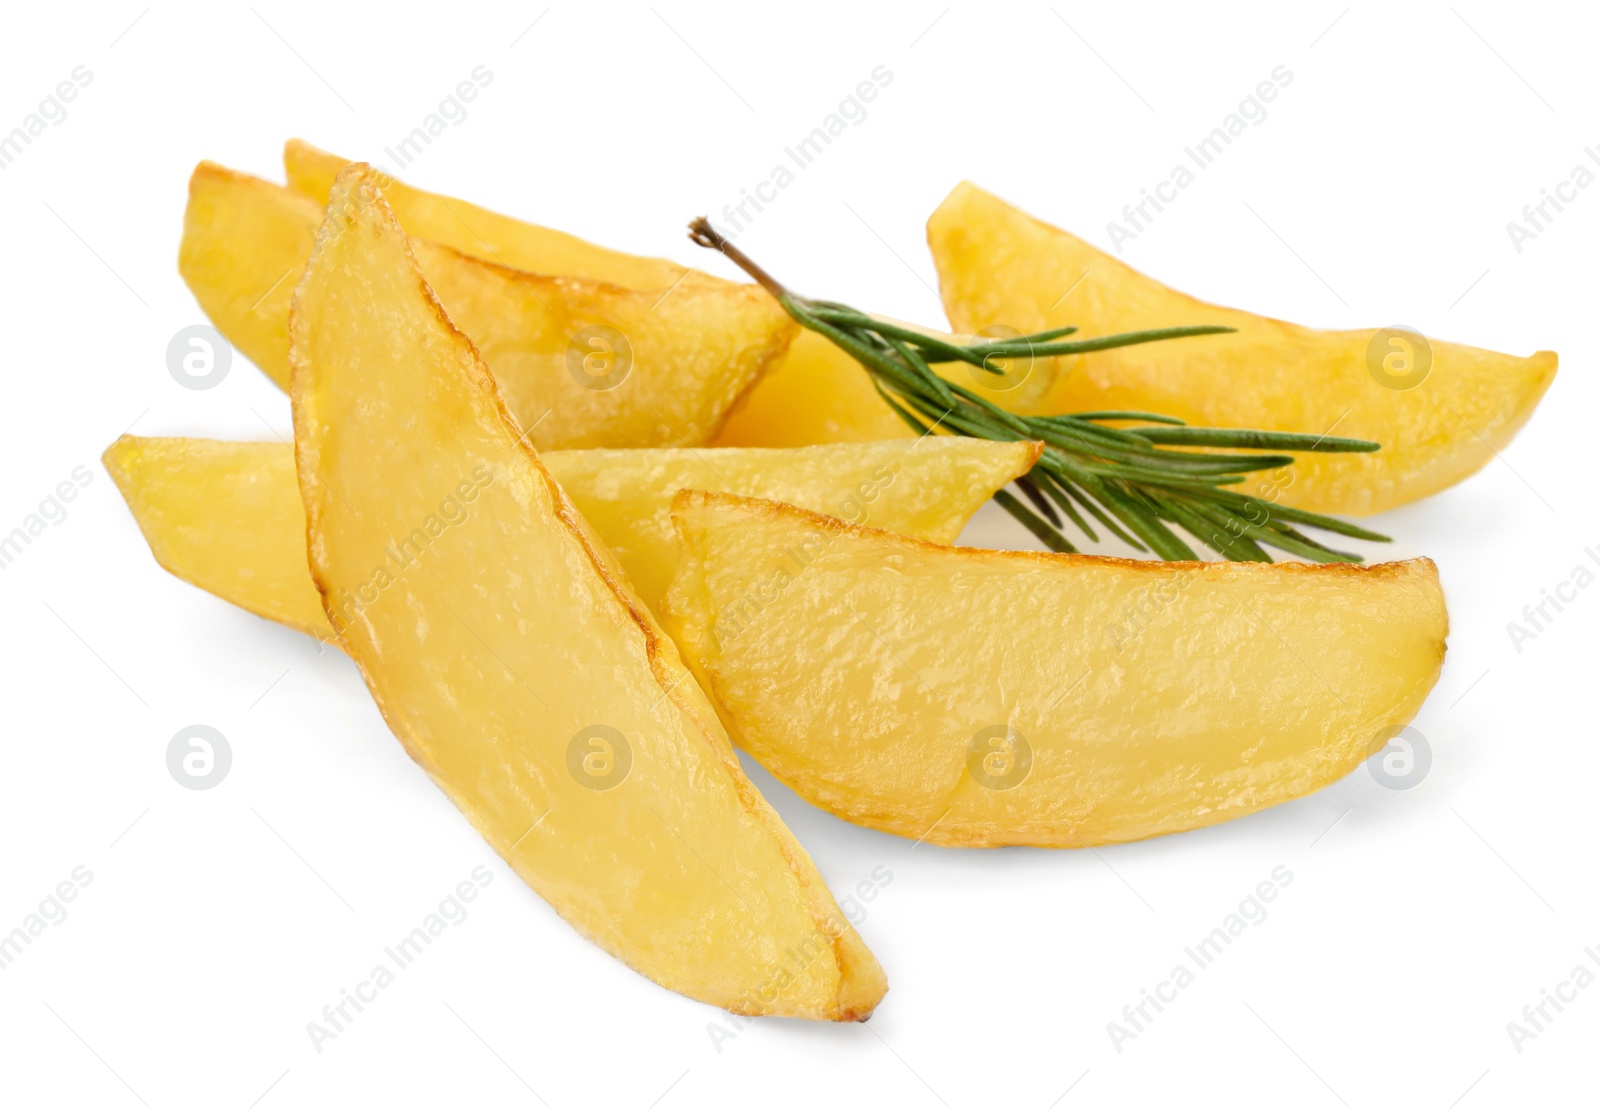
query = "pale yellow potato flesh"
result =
(289, 164, 885, 1018)
(285, 141, 919, 449)
(712, 330, 910, 447)
(406, 240, 793, 449)
(103, 436, 328, 638)
(536, 438, 1038, 608)
(712, 318, 1045, 446)
(927, 181, 1558, 516)
(666, 491, 1449, 848)
(102, 435, 1039, 642)
(180, 161, 795, 449)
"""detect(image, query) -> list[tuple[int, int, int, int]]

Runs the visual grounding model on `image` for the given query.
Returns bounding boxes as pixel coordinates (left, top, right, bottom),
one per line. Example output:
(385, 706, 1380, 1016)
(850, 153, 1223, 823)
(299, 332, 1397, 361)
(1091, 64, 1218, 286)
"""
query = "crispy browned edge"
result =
(283, 139, 800, 445)
(101, 429, 1034, 658)
(667, 488, 1449, 849)
(287, 164, 880, 1021)
(671, 486, 1440, 583)
(417, 239, 800, 445)
(190, 158, 799, 444)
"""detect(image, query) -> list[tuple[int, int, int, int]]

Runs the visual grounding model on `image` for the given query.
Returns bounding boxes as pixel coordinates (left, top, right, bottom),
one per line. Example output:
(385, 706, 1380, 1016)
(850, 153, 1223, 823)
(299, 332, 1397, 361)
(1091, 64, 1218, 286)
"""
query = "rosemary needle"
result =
(688, 218, 1386, 563)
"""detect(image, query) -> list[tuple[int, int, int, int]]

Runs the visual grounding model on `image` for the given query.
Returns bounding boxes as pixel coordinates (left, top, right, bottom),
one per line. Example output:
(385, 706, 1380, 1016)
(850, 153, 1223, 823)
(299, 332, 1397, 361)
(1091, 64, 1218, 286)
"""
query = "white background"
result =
(0, 2, 1594, 1112)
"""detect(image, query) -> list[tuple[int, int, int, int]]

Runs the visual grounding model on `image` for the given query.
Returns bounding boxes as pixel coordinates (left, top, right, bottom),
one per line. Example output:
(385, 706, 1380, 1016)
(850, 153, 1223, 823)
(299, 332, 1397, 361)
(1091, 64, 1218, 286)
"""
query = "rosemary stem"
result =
(687, 217, 1383, 565)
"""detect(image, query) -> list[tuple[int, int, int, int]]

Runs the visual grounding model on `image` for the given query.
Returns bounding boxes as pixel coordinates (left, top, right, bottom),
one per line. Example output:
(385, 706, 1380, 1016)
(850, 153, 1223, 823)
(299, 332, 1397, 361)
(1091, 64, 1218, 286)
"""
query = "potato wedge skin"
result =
(666, 491, 1448, 848)
(102, 436, 1038, 641)
(283, 141, 922, 450)
(289, 165, 885, 1019)
(927, 181, 1557, 516)
(181, 161, 795, 448)
(285, 138, 695, 290)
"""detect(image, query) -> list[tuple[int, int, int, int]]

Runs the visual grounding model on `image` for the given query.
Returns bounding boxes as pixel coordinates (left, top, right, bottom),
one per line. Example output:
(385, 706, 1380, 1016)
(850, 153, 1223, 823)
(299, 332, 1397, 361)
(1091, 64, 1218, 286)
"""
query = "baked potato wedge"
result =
(665, 491, 1449, 848)
(927, 181, 1558, 516)
(285, 138, 695, 290)
(284, 141, 915, 449)
(102, 435, 1039, 641)
(288, 163, 885, 1018)
(181, 161, 795, 449)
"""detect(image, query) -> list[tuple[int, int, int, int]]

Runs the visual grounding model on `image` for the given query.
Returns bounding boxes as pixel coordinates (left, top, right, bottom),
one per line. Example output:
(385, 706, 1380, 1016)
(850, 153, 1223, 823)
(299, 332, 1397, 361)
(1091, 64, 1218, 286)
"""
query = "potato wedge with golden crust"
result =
(927, 181, 1557, 516)
(180, 161, 795, 449)
(102, 435, 1040, 642)
(665, 491, 1448, 848)
(406, 239, 794, 449)
(178, 162, 318, 390)
(289, 164, 885, 1019)
(284, 141, 915, 449)
(285, 138, 695, 290)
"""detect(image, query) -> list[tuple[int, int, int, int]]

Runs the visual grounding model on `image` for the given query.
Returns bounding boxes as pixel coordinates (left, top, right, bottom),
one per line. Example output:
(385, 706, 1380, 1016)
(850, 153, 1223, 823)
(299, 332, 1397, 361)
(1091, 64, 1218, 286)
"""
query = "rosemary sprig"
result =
(688, 218, 1387, 563)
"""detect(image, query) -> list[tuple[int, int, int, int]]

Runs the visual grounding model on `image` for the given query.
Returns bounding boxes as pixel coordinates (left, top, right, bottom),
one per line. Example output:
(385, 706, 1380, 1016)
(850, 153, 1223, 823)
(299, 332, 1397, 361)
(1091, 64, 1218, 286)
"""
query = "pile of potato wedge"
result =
(106, 141, 1556, 1019)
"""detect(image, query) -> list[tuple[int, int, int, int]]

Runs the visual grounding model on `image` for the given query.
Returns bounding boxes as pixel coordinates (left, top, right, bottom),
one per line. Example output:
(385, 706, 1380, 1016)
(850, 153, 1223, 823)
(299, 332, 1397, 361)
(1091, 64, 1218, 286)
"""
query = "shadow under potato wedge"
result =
(288, 163, 885, 1018)
(664, 491, 1449, 848)
(101, 434, 1040, 643)
(926, 181, 1558, 517)
(180, 160, 795, 449)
